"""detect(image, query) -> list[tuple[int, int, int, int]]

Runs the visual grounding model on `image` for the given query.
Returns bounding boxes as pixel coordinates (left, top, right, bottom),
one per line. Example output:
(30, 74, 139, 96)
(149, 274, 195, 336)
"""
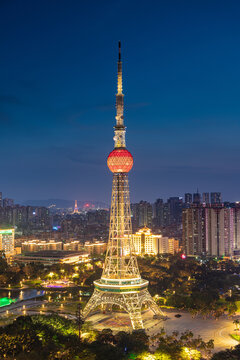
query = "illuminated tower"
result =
(83, 42, 164, 329)
(73, 200, 79, 214)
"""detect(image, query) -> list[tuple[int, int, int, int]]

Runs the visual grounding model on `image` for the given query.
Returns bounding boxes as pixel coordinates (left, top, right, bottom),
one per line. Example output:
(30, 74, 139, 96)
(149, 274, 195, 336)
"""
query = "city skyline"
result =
(0, 3, 240, 358)
(1, 1, 240, 202)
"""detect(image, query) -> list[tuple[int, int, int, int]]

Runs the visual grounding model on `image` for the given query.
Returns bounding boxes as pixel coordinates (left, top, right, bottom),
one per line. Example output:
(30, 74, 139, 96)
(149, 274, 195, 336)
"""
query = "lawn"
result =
(230, 333, 240, 342)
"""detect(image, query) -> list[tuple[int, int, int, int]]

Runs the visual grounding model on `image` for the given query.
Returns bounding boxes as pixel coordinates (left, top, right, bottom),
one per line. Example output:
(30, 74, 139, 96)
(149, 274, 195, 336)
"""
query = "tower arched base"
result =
(83, 288, 166, 330)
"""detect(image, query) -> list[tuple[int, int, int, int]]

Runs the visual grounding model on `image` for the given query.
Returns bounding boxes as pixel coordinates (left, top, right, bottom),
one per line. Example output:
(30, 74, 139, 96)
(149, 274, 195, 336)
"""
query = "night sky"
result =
(1, 0, 240, 203)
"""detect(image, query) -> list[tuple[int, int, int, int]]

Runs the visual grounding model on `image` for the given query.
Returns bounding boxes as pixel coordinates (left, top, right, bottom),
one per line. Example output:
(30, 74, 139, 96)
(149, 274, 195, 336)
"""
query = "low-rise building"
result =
(132, 227, 179, 255)
(63, 241, 82, 251)
(14, 250, 89, 265)
(22, 240, 63, 252)
(84, 241, 107, 255)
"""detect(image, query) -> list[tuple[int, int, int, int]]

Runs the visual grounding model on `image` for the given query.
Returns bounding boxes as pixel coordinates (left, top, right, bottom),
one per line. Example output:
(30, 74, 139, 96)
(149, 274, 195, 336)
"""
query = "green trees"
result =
(138, 255, 240, 318)
(150, 330, 213, 360)
(0, 315, 152, 360)
(5, 313, 240, 359)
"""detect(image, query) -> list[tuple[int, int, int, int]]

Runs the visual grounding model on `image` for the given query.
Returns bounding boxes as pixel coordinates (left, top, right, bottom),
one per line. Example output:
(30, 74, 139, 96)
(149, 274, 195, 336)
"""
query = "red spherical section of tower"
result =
(107, 149, 133, 173)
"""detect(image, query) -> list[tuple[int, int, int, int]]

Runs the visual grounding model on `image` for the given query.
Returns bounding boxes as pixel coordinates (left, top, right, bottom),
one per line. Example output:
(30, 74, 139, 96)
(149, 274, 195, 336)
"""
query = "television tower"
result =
(83, 42, 164, 329)
(73, 200, 79, 214)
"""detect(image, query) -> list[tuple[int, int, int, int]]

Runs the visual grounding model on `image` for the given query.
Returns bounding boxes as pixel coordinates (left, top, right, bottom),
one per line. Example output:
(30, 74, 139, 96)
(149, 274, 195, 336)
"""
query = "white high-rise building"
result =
(0, 229, 15, 256)
(206, 207, 233, 257)
(183, 205, 240, 257)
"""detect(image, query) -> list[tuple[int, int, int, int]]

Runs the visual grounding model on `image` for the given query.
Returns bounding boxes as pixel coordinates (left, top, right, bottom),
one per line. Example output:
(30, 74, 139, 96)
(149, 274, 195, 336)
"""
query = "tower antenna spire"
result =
(115, 41, 125, 147)
(117, 41, 123, 96)
(118, 41, 121, 61)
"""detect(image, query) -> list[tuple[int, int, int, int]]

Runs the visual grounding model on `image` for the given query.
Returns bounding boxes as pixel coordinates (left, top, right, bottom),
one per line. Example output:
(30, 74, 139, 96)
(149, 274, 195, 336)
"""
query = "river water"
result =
(0, 288, 44, 303)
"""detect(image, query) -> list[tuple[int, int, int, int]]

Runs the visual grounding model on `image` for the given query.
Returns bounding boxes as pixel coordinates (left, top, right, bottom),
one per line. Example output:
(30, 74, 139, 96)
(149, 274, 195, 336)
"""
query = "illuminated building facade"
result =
(15, 250, 89, 265)
(83, 43, 164, 329)
(84, 241, 107, 255)
(0, 229, 15, 256)
(132, 227, 179, 255)
(22, 239, 63, 252)
(63, 241, 81, 251)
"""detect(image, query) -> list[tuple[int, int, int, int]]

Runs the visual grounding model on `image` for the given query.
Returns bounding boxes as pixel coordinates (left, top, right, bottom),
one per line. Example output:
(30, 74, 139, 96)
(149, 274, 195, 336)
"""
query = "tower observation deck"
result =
(83, 42, 165, 330)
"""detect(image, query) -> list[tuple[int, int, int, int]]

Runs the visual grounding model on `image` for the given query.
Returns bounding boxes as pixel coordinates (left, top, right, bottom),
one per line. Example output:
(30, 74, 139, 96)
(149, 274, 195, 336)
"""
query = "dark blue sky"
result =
(1, 0, 240, 203)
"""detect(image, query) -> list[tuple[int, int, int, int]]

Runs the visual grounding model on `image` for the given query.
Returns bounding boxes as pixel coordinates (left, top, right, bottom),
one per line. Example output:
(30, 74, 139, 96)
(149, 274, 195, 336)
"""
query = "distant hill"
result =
(19, 199, 109, 209)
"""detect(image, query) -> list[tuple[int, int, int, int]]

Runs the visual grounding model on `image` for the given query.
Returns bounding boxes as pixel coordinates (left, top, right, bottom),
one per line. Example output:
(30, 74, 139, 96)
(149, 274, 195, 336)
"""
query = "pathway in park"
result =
(88, 308, 239, 353)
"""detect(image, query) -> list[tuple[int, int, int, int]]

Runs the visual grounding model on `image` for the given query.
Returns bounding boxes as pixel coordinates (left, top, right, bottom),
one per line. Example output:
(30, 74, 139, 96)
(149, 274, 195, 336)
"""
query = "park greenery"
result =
(1, 251, 240, 320)
(0, 313, 234, 360)
(138, 254, 240, 318)
(0, 250, 102, 289)
(1, 251, 240, 321)
(1, 253, 240, 358)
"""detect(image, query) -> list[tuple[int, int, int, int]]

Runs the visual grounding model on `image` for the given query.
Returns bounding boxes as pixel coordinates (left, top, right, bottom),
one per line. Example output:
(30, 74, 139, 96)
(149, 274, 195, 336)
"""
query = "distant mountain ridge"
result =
(19, 199, 109, 209)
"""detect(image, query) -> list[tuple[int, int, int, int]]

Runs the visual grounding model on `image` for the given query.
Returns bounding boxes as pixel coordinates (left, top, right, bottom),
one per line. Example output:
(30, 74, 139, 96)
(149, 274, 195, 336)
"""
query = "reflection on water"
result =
(0, 289, 45, 302)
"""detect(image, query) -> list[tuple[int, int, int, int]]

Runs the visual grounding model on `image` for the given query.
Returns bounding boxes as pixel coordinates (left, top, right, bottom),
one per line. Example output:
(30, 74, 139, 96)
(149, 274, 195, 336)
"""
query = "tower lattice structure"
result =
(83, 42, 165, 329)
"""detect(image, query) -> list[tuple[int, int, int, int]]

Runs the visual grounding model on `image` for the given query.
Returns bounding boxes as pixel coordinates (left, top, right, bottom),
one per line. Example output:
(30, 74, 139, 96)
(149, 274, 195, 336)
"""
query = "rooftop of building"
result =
(15, 250, 88, 259)
(85, 241, 107, 246)
(134, 227, 162, 237)
(0, 229, 14, 233)
(22, 239, 62, 244)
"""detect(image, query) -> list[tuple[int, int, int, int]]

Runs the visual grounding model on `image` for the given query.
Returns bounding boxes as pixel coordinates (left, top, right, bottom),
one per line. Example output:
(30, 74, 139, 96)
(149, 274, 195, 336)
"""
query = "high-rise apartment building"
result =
(206, 207, 233, 257)
(0, 205, 51, 231)
(153, 199, 164, 227)
(182, 205, 205, 255)
(233, 205, 240, 251)
(167, 197, 182, 224)
(0, 192, 2, 207)
(184, 193, 192, 205)
(162, 202, 170, 227)
(193, 192, 201, 204)
(202, 192, 210, 204)
(0, 229, 15, 256)
(183, 204, 239, 257)
(132, 200, 153, 228)
(211, 192, 222, 205)
(3, 198, 14, 207)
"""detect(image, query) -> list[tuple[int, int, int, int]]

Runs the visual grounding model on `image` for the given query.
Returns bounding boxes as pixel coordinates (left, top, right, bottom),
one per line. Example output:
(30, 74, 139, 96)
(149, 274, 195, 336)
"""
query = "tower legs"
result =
(83, 289, 165, 330)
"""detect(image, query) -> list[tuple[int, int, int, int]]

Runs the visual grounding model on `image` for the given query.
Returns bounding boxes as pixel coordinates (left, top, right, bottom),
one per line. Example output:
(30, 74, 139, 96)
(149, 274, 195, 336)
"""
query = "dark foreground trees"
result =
(211, 344, 240, 360)
(0, 315, 149, 360)
(0, 314, 238, 359)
